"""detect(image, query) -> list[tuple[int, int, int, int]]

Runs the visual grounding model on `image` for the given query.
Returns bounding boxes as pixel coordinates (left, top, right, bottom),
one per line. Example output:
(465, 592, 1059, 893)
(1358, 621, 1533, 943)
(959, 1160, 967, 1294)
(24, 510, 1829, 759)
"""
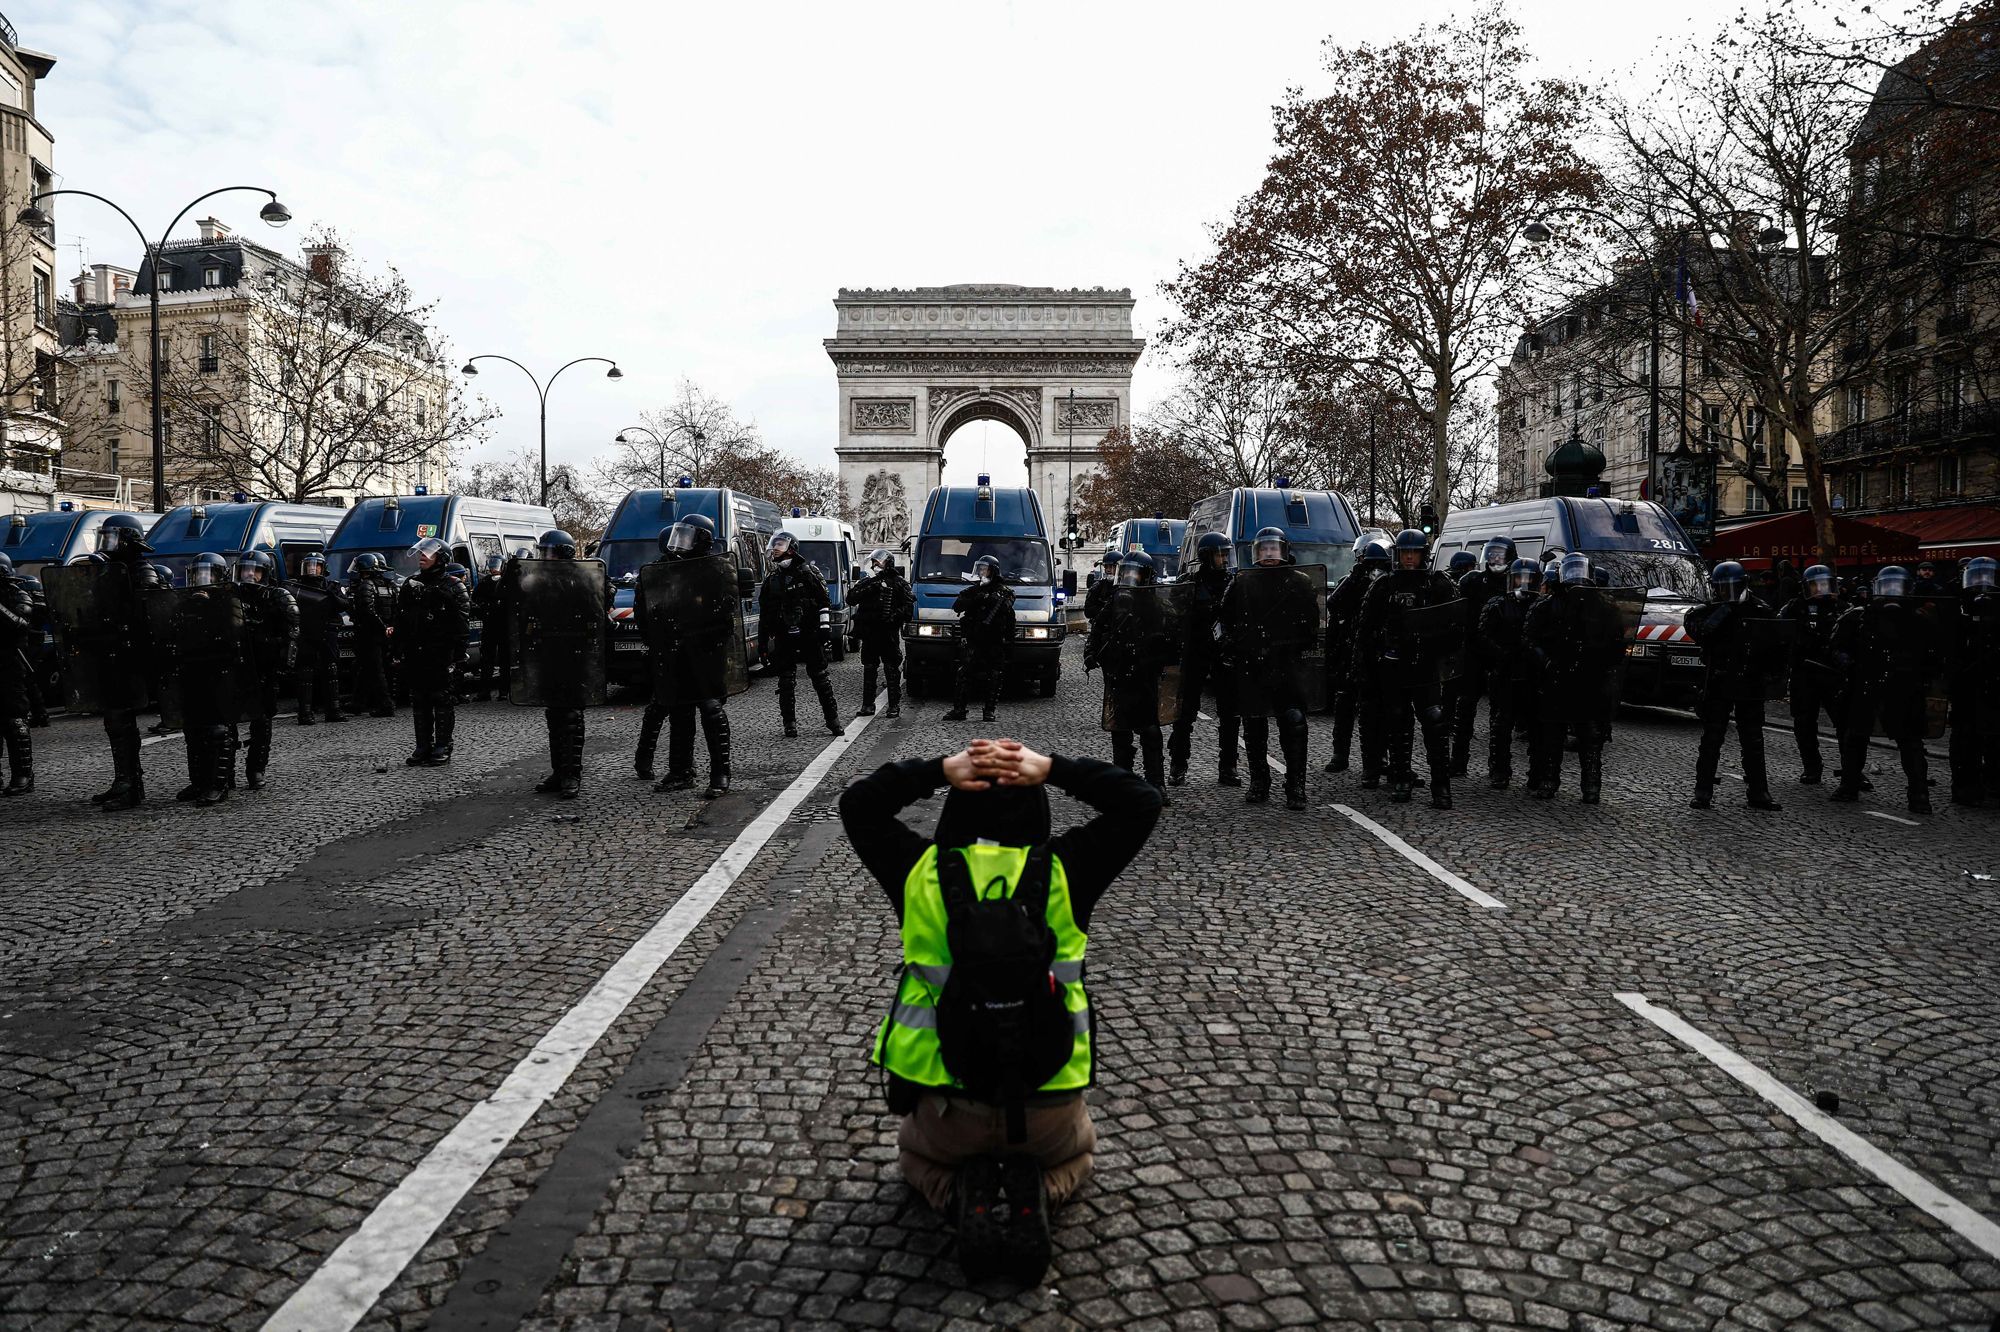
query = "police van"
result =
(2, 504, 149, 579)
(146, 498, 346, 586)
(598, 483, 780, 684)
(780, 512, 859, 660)
(1430, 495, 1708, 703)
(1178, 483, 1363, 583)
(903, 475, 1065, 698)
(1103, 515, 1188, 582)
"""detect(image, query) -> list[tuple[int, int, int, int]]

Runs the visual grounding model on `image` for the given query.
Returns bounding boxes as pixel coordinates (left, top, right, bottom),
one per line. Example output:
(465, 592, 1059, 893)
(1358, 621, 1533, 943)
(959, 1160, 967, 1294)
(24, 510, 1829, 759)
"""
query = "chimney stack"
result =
(303, 240, 345, 286)
(197, 216, 233, 243)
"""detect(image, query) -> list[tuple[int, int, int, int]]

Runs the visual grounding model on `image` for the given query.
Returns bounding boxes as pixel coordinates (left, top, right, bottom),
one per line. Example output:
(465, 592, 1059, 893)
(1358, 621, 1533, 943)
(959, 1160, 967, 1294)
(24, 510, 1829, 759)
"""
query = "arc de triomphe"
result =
(827, 285, 1145, 552)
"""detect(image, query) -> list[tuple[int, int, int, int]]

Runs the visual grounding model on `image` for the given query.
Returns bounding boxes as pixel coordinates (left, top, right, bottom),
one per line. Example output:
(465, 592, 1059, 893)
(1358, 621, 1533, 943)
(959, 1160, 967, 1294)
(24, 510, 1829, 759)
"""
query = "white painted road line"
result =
(261, 712, 879, 1332)
(1198, 710, 1284, 775)
(1866, 810, 1922, 827)
(140, 712, 297, 747)
(1329, 803, 1507, 911)
(1615, 992, 2000, 1264)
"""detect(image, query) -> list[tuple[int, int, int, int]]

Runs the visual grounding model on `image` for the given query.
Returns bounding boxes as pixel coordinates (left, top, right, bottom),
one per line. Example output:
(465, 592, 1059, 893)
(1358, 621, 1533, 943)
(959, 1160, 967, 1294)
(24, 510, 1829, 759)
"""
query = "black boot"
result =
(1449, 735, 1469, 778)
(1245, 768, 1270, 804)
(703, 707, 731, 799)
(244, 717, 270, 791)
(779, 670, 800, 736)
(407, 700, 435, 766)
(884, 671, 901, 719)
(102, 734, 145, 811)
(1689, 781, 1714, 810)
(814, 673, 843, 735)
(1, 721, 31, 796)
(1746, 789, 1782, 811)
(1390, 775, 1413, 804)
(1579, 748, 1602, 805)
(432, 702, 456, 764)
(558, 713, 584, 798)
(1284, 771, 1307, 811)
(634, 706, 665, 780)
(857, 663, 878, 716)
(1430, 778, 1452, 810)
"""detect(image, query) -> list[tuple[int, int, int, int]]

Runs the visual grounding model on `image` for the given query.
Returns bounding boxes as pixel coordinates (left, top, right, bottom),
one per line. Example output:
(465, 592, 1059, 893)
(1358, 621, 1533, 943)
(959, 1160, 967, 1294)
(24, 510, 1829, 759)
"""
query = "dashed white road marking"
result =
(1865, 810, 1922, 827)
(261, 712, 878, 1332)
(139, 712, 300, 746)
(1329, 803, 1507, 911)
(1615, 992, 2000, 1263)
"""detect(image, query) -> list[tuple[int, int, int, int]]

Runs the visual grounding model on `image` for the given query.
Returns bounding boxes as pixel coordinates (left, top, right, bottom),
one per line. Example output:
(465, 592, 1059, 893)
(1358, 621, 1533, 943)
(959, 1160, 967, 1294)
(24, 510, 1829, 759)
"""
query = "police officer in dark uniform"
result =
(0, 552, 35, 794)
(1088, 554, 1174, 798)
(1449, 537, 1515, 775)
(1170, 531, 1240, 787)
(291, 552, 347, 725)
(1082, 549, 1120, 628)
(1476, 558, 1541, 788)
(19, 567, 50, 728)
(759, 531, 842, 737)
(176, 552, 248, 807)
(349, 551, 399, 717)
(392, 536, 471, 765)
(945, 555, 1015, 723)
(635, 516, 735, 798)
(1354, 529, 1461, 808)
(1684, 559, 1781, 811)
(469, 552, 512, 701)
(1947, 556, 2000, 805)
(1217, 527, 1317, 808)
(1776, 563, 1845, 785)
(233, 550, 298, 790)
(1321, 535, 1389, 777)
(848, 547, 913, 718)
(1830, 565, 1939, 813)
(1521, 552, 1623, 803)
(85, 513, 154, 811)
(527, 529, 607, 798)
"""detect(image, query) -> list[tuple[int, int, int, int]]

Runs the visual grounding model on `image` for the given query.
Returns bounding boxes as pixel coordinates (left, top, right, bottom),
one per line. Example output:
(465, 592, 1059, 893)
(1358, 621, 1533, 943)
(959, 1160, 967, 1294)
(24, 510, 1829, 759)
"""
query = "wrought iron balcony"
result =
(0, 13, 18, 51)
(1821, 404, 1999, 460)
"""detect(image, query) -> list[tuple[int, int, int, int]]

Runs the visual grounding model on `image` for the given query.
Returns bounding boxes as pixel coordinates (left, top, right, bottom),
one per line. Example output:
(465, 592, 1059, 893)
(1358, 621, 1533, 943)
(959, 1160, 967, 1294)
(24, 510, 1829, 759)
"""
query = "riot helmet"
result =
(1196, 530, 1231, 571)
(1252, 526, 1289, 566)
(411, 536, 450, 571)
(1874, 565, 1911, 599)
(868, 546, 897, 575)
(483, 552, 506, 576)
(187, 552, 230, 587)
(16, 575, 39, 593)
(132, 562, 164, 590)
(1559, 551, 1593, 588)
(1357, 539, 1390, 571)
(1114, 555, 1153, 587)
(300, 552, 329, 579)
(1099, 547, 1120, 572)
(1507, 557, 1543, 596)
(1448, 550, 1478, 578)
(1391, 528, 1428, 571)
(444, 563, 470, 583)
(662, 515, 716, 557)
(1709, 560, 1748, 602)
(0, 552, 11, 576)
(1965, 556, 1997, 591)
(233, 550, 271, 584)
(766, 532, 797, 563)
(513, 545, 537, 560)
(538, 529, 578, 560)
(1802, 564, 1835, 599)
(96, 513, 150, 556)
(1482, 536, 1516, 571)
(350, 551, 386, 576)
(971, 554, 1002, 583)
(151, 563, 172, 584)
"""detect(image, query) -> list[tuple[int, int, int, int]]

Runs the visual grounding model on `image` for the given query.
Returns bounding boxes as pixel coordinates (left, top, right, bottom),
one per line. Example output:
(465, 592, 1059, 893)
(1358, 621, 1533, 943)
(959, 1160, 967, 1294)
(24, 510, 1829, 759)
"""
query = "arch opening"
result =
(938, 410, 1030, 489)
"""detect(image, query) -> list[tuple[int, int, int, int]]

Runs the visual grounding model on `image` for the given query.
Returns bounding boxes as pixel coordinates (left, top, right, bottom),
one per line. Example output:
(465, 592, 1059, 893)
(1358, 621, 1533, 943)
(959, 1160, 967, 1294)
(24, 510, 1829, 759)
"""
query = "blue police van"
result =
(1178, 483, 1363, 582)
(145, 498, 347, 586)
(903, 475, 1065, 698)
(598, 483, 780, 684)
(1103, 515, 1188, 582)
(3, 504, 152, 705)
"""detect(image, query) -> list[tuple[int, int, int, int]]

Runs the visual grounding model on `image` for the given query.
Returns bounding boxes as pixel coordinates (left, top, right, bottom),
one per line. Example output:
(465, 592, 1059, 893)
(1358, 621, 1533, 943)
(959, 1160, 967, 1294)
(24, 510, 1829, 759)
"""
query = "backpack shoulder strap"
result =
(935, 846, 978, 919)
(1014, 844, 1054, 918)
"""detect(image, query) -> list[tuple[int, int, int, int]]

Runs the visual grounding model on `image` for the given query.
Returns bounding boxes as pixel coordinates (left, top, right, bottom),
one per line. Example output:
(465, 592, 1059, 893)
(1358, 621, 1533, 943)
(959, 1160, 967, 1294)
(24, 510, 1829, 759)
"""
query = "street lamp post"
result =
(461, 354, 623, 505)
(615, 423, 706, 488)
(1064, 388, 1076, 553)
(20, 186, 292, 512)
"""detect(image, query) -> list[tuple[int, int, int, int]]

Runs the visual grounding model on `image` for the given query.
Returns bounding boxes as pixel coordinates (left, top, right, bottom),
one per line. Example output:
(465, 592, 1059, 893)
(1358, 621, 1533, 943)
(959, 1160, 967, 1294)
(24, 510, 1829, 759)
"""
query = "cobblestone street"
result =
(4, 641, 1998, 1331)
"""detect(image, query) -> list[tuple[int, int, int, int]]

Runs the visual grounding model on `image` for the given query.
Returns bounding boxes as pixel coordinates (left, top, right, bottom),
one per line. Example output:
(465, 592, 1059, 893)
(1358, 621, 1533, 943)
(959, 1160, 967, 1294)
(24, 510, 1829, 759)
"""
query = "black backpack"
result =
(933, 845, 1076, 1142)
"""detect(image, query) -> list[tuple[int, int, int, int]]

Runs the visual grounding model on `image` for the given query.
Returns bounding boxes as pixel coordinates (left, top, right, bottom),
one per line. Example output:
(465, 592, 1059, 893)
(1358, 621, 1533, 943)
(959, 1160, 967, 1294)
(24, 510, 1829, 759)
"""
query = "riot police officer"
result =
(1088, 554, 1176, 798)
(1354, 529, 1461, 808)
(1082, 549, 1120, 627)
(523, 529, 608, 798)
(233, 551, 298, 790)
(1476, 558, 1541, 788)
(81, 513, 155, 810)
(392, 536, 471, 765)
(1450, 537, 1515, 776)
(1777, 564, 1845, 785)
(469, 553, 512, 701)
(0, 552, 35, 794)
(1170, 530, 1241, 787)
(944, 555, 1015, 723)
(848, 547, 913, 718)
(1947, 556, 1998, 805)
(1216, 528, 1318, 808)
(1831, 565, 1940, 813)
(19, 567, 50, 728)
(1521, 552, 1624, 803)
(634, 516, 736, 798)
(291, 552, 347, 725)
(175, 553, 249, 806)
(761, 531, 843, 737)
(1322, 536, 1389, 777)
(349, 551, 399, 717)
(1684, 560, 1781, 811)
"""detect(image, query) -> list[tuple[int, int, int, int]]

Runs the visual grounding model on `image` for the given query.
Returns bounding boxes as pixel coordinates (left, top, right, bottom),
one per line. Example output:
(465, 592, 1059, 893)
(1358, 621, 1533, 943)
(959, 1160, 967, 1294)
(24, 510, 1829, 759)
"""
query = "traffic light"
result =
(1419, 501, 1437, 535)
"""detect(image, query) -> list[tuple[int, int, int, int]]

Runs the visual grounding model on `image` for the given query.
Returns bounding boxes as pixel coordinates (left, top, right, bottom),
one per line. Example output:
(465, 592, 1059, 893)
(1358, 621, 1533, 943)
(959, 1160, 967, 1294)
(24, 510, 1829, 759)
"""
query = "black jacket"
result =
(236, 582, 301, 678)
(394, 567, 472, 667)
(953, 580, 1016, 647)
(848, 569, 913, 638)
(839, 754, 1162, 931)
(760, 558, 830, 640)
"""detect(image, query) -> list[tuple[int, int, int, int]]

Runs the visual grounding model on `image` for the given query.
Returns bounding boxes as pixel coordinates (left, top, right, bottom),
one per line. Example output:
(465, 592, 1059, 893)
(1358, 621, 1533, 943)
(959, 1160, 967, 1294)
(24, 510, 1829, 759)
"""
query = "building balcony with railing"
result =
(1821, 402, 2000, 460)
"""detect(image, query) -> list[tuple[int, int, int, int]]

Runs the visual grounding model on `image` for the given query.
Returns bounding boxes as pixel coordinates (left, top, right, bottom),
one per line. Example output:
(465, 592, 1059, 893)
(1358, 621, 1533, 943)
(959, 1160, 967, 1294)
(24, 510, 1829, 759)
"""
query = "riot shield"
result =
(1229, 563, 1327, 718)
(170, 588, 254, 725)
(1098, 583, 1188, 732)
(1389, 600, 1467, 683)
(144, 587, 184, 729)
(43, 563, 151, 713)
(637, 555, 750, 701)
(511, 559, 610, 707)
(1572, 587, 1646, 709)
(1739, 616, 1801, 702)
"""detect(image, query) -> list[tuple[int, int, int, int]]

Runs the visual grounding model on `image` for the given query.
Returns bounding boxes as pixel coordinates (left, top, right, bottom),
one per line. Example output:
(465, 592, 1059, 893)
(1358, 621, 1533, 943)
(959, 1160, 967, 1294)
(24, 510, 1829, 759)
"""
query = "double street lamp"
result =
(19, 186, 292, 512)
(614, 423, 705, 488)
(461, 354, 623, 506)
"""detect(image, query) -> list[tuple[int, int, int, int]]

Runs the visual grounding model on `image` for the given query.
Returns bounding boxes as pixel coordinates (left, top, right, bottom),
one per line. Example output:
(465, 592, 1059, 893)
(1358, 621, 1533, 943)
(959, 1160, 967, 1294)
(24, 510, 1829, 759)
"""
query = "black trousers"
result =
(544, 706, 585, 780)
(1449, 663, 1487, 764)
(1487, 674, 1519, 781)
(477, 618, 511, 698)
(243, 675, 280, 775)
(1111, 725, 1165, 786)
(1168, 648, 1238, 775)
(1841, 725, 1927, 802)
(953, 639, 1007, 714)
(296, 652, 342, 720)
(1531, 706, 1606, 793)
(1696, 693, 1770, 792)
(1381, 678, 1450, 786)
(772, 634, 838, 729)
(1788, 678, 1843, 778)
(1242, 709, 1307, 783)
(407, 659, 457, 757)
(355, 632, 394, 712)
(859, 631, 902, 710)
(1948, 687, 2000, 800)
(103, 706, 142, 785)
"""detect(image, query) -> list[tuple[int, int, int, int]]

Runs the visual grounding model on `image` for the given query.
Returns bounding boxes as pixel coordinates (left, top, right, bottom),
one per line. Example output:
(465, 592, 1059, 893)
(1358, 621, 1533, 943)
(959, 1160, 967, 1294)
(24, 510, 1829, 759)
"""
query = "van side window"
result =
(1513, 538, 1543, 563)
(276, 542, 320, 581)
(471, 536, 503, 568)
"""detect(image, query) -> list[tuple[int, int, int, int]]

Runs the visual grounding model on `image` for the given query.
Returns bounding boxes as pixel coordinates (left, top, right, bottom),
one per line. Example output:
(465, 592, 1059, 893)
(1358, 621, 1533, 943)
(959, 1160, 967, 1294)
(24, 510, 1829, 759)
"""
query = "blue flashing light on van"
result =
(903, 477, 1064, 698)
(1179, 485, 1362, 582)
(146, 500, 347, 587)
(599, 485, 781, 683)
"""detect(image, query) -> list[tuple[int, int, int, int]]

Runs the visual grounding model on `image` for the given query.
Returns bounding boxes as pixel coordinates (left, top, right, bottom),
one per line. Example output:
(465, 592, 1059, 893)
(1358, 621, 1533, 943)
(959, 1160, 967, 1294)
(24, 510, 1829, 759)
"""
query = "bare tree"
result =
(1161, 4, 1604, 527)
(152, 229, 488, 502)
(596, 377, 762, 491)
(1073, 423, 1219, 532)
(453, 447, 611, 545)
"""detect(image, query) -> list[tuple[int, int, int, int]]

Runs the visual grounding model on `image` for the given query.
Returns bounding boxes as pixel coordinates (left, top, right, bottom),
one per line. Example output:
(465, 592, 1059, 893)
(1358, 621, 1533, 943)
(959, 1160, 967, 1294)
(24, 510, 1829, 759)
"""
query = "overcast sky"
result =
(29, 0, 1752, 489)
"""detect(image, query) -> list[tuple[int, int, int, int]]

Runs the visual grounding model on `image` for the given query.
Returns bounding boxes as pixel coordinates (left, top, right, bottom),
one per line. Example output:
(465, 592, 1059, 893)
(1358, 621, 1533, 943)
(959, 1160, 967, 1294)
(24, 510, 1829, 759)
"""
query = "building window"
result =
(1889, 371, 1912, 419)
(1746, 489, 1769, 514)
(1789, 484, 1809, 510)
(107, 380, 122, 412)
(1702, 404, 1722, 445)
(199, 406, 223, 451)
(32, 269, 51, 327)
(1937, 362, 1966, 422)
(414, 397, 429, 428)
(1939, 454, 1961, 497)
(1846, 386, 1869, 425)
(202, 267, 223, 288)
(1844, 472, 1864, 509)
(198, 334, 218, 374)
(153, 261, 173, 292)
(1897, 463, 1914, 503)
(105, 435, 120, 471)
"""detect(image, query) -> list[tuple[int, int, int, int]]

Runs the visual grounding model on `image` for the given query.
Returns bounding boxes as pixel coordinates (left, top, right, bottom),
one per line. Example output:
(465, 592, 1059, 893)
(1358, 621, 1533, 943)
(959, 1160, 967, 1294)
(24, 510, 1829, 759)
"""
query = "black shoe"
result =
(244, 769, 264, 792)
(1746, 791, 1781, 811)
(429, 748, 452, 766)
(1390, 780, 1412, 804)
(101, 786, 145, 811)
(827, 721, 845, 736)
(1168, 764, 1187, 787)
(884, 704, 901, 719)
(855, 705, 877, 717)
(941, 709, 968, 722)
(1359, 771, 1381, 790)
(1449, 758, 1469, 778)
(1245, 778, 1270, 804)
(1284, 778, 1307, 811)
(655, 771, 695, 792)
(954, 1157, 1040, 1285)
(371, 707, 396, 718)
(704, 772, 731, 799)
(634, 765, 655, 781)
(2, 774, 32, 797)
(1829, 785, 1860, 803)
(1909, 794, 1933, 815)
(1689, 790, 1713, 810)
(981, 708, 996, 722)
(558, 777, 580, 799)
(1324, 755, 1348, 774)
(1431, 783, 1452, 811)
(1798, 769, 1822, 785)
(535, 773, 561, 794)
(91, 781, 126, 805)
(1490, 773, 1511, 790)
(1530, 782, 1555, 800)
(296, 715, 316, 727)
(194, 787, 227, 807)
(176, 785, 201, 802)
(406, 751, 432, 767)
(325, 713, 346, 724)
(1217, 769, 1241, 788)
(783, 724, 799, 738)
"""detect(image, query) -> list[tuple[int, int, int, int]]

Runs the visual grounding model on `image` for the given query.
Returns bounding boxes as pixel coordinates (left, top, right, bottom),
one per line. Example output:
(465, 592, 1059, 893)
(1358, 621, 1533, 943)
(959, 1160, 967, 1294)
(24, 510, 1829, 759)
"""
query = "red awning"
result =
(1703, 511, 1922, 569)
(1865, 501, 2000, 563)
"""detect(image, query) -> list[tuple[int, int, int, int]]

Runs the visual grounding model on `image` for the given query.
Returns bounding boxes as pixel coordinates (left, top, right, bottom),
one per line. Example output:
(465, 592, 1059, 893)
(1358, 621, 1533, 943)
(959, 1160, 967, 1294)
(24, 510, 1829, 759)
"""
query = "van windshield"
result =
(1585, 550, 1710, 601)
(915, 536, 1051, 586)
(798, 541, 843, 585)
(1280, 541, 1357, 583)
(598, 539, 654, 584)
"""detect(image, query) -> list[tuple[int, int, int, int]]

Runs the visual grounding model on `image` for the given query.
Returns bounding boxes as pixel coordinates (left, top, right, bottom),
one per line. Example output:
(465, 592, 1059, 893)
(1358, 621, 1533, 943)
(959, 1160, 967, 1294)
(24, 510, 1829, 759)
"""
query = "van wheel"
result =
(1038, 667, 1059, 698)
